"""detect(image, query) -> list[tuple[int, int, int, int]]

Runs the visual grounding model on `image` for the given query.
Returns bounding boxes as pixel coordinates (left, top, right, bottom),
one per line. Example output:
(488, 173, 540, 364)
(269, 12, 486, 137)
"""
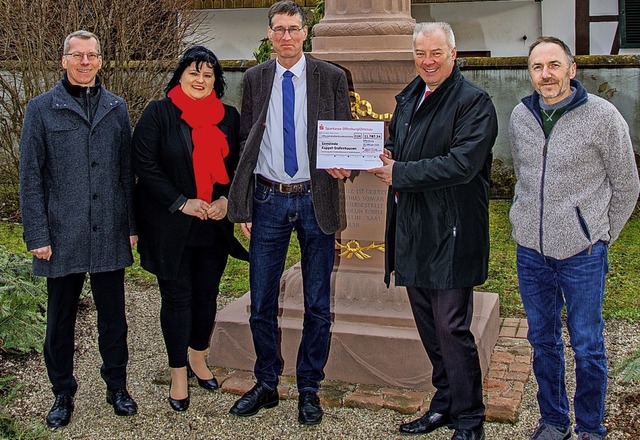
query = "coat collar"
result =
(50, 80, 123, 126)
(521, 78, 588, 125)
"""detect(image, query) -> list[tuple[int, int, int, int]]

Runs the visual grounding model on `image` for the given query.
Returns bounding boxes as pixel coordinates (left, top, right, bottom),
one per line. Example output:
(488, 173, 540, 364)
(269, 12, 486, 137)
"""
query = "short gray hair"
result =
(528, 36, 574, 65)
(63, 30, 101, 54)
(413, 22, 456, 50)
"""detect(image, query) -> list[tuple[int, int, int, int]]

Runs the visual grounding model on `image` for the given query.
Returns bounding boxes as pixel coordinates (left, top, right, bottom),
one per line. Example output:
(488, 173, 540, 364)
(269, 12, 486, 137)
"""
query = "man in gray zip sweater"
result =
(509, 36, 639, 440)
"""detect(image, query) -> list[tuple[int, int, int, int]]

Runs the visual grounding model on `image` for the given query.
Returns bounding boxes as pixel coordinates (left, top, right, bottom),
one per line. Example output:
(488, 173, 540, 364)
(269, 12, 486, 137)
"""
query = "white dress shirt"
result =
(255, 57, 310, 183)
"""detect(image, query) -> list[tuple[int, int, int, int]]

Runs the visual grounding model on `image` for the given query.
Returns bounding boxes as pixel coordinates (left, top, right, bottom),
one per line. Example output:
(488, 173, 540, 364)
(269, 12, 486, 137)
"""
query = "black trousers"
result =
(406, 286, 484, 430)
(157, 245, 228, 368)
(44, 269, 128, 396)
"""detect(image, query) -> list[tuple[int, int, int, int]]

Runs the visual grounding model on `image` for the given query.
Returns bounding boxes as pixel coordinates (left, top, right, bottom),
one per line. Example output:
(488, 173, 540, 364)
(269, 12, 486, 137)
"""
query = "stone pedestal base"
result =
(210, 261, 500, 391)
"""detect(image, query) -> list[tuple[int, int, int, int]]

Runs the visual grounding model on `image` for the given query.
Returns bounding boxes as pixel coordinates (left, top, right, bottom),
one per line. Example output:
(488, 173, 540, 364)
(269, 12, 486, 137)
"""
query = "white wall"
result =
(412, 1, 541, 57)
(196, 0, 637, 61)
(194, 9, 269, 61)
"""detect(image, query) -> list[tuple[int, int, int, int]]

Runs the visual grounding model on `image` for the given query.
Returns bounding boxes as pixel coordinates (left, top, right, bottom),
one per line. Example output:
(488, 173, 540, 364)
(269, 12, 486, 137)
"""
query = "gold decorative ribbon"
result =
(335, 239, 385, 259)
(350, 91, 393, 121)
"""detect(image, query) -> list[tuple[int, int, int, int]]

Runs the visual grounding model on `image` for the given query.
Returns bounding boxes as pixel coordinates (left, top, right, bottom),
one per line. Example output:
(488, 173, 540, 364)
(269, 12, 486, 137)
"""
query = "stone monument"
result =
(210, 0, 500, 390)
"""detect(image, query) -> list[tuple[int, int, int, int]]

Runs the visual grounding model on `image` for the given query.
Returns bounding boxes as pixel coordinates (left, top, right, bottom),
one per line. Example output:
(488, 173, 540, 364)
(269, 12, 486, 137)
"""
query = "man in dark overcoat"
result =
(370, 22, 497, 440)
(19, 30, 138, 428)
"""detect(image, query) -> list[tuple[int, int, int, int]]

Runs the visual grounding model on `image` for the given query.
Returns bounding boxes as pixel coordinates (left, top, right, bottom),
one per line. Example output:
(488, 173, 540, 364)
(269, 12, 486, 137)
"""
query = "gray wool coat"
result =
(19, 80, 136, 277)
(227, 56, 351, 234)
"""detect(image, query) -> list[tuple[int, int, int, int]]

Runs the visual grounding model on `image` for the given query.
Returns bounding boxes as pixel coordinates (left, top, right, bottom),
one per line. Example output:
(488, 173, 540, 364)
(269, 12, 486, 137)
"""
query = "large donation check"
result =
(316, 120, 384, 170)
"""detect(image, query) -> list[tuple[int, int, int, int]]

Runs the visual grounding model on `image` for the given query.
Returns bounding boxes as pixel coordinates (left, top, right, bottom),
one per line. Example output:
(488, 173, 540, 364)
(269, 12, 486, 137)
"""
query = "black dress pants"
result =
(157, 245, 228, 368)
(406, 286, 484, 430)
(44, 269, 128, 396)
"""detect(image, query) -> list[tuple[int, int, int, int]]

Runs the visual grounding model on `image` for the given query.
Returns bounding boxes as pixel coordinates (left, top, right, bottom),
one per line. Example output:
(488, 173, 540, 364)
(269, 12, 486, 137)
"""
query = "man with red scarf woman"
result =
(132, 46, 248, 411)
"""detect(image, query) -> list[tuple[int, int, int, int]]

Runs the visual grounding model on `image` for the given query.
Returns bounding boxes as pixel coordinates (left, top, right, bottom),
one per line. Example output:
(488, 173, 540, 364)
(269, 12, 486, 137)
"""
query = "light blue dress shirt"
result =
(255, 57, 310, 183)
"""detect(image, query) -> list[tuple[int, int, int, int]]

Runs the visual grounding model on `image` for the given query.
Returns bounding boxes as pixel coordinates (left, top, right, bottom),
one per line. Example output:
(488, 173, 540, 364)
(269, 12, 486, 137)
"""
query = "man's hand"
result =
(325, 168, 352, 179)
(368, 153, 395, 186)
(30, 245, 52, 261)
(241, 222, 252, 239)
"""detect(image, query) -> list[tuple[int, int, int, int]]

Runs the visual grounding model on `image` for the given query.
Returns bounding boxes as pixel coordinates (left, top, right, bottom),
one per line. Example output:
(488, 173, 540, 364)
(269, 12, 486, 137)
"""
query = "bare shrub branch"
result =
(0, 0, 203, 192)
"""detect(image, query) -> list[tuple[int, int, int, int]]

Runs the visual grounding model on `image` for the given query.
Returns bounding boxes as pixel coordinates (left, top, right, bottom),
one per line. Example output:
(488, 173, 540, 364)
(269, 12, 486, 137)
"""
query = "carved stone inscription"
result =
(341, 172, 388, 242)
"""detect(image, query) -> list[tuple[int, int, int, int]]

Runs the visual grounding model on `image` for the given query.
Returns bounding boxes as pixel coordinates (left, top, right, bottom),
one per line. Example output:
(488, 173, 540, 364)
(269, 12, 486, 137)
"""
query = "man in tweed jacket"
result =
(509, 36, 639, 440)
(227, 0, 350, 426)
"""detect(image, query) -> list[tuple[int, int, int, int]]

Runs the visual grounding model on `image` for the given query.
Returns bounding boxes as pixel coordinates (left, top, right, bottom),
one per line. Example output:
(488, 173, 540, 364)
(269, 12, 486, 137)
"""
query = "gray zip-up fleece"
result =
(508, 79, 639, 260)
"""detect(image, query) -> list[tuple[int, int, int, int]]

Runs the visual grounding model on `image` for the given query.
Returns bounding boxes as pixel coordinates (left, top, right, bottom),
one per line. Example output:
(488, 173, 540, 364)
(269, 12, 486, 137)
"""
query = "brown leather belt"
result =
(256, 175, 311, 193)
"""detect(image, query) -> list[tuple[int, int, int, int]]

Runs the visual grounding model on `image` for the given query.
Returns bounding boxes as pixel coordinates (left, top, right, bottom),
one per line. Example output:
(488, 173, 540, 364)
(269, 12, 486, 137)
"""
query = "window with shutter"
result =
(620, 0, 640, 48)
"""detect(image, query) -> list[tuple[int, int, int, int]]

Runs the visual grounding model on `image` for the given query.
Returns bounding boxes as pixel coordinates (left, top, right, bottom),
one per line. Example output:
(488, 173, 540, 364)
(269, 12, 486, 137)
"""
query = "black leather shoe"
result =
(187, 362, 219, 391)
(229, 383, 279, 417)
(106, 388, 138, 416)
(168, 381, 190, 412)
(451, 425, 485, 440)
(46, 393, 74, 428)
(399, 410, 452, 435)
(298, 391, 323, 425)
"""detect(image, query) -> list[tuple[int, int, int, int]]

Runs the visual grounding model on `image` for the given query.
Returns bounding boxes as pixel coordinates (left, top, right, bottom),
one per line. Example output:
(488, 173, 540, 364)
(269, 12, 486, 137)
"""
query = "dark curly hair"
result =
(164, 46, 226, 98)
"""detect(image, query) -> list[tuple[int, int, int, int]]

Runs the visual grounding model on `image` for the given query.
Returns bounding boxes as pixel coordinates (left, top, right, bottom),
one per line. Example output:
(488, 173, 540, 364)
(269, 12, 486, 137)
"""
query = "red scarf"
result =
(167, 85, 229, 203)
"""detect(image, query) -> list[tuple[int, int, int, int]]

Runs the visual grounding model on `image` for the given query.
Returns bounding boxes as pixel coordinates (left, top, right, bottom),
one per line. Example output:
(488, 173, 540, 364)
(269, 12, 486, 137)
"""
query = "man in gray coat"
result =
(19, 30, 138, 428)
(227, 0, 350, 426)
(509, 36, 639, 440)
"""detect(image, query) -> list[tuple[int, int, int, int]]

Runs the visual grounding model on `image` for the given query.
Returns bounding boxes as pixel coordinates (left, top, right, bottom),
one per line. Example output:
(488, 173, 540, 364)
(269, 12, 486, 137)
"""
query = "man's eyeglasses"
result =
(64, 52, 101, 61)
(270, 26, 304, 38)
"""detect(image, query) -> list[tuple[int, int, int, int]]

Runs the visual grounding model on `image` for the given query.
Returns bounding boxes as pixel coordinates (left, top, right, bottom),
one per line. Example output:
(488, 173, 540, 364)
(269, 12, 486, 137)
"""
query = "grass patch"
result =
(603, 208, 640, 321)
(0, 221, 28, 256)
(1, 202, 639, 322)
(219, 227, 301, 298)
(480, 200, 523, 317)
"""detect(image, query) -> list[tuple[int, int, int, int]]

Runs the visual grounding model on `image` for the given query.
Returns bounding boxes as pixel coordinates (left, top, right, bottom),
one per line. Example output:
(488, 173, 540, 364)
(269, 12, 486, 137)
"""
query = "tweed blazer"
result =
(19, 81, 135, 277)
(227, 56, 351, 235)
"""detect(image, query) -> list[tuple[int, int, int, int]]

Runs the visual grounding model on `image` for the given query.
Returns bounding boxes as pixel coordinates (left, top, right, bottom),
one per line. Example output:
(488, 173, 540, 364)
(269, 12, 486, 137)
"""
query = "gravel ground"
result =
(4, 281, 639, 439)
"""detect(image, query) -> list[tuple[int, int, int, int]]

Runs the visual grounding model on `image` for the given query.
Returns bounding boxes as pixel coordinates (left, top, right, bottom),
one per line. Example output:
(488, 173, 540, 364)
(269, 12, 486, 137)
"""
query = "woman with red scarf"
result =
(133, 46, 248, 411)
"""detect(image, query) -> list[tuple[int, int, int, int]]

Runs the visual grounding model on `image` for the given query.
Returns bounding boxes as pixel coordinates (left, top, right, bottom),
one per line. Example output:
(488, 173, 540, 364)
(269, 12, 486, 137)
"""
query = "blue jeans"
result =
(249, 181, 335, 392)
(516, 243, 608, 437)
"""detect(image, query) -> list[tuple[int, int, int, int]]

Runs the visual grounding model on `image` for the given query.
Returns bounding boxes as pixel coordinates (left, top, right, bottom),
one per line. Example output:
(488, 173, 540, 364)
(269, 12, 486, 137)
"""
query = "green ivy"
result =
(0, 246, 47, 354)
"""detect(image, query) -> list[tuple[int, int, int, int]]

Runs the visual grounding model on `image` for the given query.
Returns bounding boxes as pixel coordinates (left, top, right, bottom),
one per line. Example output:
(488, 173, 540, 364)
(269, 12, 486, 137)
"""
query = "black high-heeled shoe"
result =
(168, 380, 190, 412)
(187, 361, 219, 391)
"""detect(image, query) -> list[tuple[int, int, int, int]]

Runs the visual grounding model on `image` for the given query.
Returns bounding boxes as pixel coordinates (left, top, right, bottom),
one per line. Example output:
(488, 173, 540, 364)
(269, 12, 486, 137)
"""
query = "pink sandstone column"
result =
(209, 0, 500, 391)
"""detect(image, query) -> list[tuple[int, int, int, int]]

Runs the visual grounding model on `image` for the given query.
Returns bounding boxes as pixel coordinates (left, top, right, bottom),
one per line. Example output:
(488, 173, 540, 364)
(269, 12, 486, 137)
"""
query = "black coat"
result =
(385, 66, 498, 289)
(132, 98, 248, 280)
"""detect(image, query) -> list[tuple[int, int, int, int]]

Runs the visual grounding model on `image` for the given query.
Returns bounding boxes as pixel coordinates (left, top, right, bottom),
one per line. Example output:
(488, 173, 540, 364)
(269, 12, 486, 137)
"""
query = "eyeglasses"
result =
(64, 52, 101, 61)
(270, 26, 304, 38)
